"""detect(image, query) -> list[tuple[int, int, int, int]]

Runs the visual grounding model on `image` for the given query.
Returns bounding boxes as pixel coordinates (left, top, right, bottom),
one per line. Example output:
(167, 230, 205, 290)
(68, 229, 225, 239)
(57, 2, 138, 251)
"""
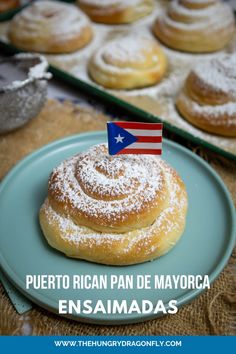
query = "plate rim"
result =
(0, 131, 235, 324)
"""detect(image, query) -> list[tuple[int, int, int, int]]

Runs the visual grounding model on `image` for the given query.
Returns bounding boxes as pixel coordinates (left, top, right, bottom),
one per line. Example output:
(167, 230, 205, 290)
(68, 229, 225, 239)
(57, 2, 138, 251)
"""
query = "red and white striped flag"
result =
(107, 121, 163, 155)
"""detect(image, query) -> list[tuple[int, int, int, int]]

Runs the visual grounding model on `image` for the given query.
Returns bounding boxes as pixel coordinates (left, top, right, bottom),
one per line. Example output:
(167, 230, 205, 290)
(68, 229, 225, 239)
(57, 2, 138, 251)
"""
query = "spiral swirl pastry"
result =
(153, 0, 235, 53)
(88, 35, 167, 89)
(77, 0, 153, 24)
(8, 0, 93, 54)
(176, 55, 236, 137)
(39, 144, 188, 265)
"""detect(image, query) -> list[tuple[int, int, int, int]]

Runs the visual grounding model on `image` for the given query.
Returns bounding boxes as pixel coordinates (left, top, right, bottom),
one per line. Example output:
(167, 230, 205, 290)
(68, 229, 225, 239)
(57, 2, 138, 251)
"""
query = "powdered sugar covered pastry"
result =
(77, 0, 153, 24)
(153, 0, 235, 53)
(8, 0, 93, 54)
(88, 35, 167, 89)
(39, 144, 188, 265)
(179, 0, 216, 9)
(176, 54, 236, 136)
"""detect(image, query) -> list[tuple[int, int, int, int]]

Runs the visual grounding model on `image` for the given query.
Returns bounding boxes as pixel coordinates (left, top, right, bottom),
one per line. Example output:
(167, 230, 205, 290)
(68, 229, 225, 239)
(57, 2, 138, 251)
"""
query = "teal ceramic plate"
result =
(0, 132, 235, 324)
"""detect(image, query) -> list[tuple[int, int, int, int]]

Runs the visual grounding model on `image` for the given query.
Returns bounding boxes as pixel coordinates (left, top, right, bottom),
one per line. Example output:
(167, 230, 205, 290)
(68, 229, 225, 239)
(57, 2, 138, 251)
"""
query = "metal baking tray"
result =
(0, 0, 236, 161)
(1, 38, 236, 161)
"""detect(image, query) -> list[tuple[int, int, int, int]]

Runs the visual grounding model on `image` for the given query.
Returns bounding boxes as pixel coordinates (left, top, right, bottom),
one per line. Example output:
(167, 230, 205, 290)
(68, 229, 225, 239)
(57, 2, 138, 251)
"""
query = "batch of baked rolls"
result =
(39, 144, 188, 265)
(7, 0, 236, 138)
(5, 0, 236, 264)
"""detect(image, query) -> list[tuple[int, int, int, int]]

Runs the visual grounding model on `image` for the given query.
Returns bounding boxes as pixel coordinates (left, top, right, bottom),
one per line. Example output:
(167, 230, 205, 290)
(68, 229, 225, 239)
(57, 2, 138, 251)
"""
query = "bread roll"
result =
(39, 144, 188, 265)
(176, 55, 236, 136)
(77, 0, 153, 24)
(88, 35, 167, 89)
(8, 0, 93, 54)
(153, 0, 235, 53)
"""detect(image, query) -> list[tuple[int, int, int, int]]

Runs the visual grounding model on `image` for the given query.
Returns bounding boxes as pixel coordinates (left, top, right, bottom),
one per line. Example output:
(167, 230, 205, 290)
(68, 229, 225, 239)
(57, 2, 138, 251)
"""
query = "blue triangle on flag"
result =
(107, 122, 137, 155)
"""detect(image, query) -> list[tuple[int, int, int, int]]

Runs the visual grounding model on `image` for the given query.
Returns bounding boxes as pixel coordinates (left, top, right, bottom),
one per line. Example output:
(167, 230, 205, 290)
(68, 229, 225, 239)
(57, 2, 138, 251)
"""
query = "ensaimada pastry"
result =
(176, 55, 236, 137)
(77, 0, 153, 24)
(8, 0, 93, 54)
(88, 35, 167, 89)
(153, 0, 235, 53)
(39, 144, 188, 265)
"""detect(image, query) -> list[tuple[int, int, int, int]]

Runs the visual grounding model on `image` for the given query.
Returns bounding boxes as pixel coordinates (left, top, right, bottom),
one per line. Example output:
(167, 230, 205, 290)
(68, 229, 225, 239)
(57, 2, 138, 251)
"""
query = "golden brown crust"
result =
(179, 0, 216, 9)
(9, 26, 93, 54)
(0, 0, 19, 13)
(176, 55, 236, 137)
(185, 71, 231, 106)
(153, 0, 235, 53)
(8, 0, 93, 54)
(77, 0, 153, 24)
(39, 144, 188, 266)
(47, 144, 171, 233)
(88, 36, 167, 90)
(176, 91, 236, 137)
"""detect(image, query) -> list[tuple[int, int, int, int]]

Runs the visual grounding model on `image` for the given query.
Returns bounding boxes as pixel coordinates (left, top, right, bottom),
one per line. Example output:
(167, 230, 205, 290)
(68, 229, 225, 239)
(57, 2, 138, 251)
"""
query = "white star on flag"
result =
(114, 134, 125, 143)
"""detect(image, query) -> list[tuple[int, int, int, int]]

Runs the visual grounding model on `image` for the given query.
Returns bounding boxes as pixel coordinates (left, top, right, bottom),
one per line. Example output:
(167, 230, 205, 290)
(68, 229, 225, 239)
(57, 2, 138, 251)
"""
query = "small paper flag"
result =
(107, 121, 163, 155)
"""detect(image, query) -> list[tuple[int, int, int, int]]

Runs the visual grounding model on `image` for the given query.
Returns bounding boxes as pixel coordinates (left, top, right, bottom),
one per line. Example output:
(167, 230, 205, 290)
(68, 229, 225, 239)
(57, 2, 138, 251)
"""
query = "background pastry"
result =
(77, 0, 153, 24)
(153, 0, 235, 53)
(8, 0, 93, 54)
(88, 35, 167, 89)
(176, 55, 236, 137)
(39, 144, 188, 266)
(0, 0, 19, 13)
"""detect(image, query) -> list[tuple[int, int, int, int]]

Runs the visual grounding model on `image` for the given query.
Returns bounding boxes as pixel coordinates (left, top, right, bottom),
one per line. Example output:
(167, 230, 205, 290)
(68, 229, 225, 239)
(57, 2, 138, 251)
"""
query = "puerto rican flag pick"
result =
(107, 121, 163, 155)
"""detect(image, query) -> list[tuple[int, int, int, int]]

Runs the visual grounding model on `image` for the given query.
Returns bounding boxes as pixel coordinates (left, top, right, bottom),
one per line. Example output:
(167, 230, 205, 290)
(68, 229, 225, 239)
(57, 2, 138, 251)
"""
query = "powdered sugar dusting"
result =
(79, 0, 142, 8)
(10, 0, 91, 41)
(160, 0, 234, 32)
(1, 0, 235, 154)
(79, 0, 153, 18)
(103, 36, 154, 64)
(181, 0, 215, 3)
(176, 54, 236, 127)
(48, 143, 166, 229)
(42, 154, 186, 254)
(1, 53, 51, 92)
(92, 35, 160, 74)
(160, 97, 236, 150)
(178, 92, 236, 125)
(192, 54, 236, 97)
